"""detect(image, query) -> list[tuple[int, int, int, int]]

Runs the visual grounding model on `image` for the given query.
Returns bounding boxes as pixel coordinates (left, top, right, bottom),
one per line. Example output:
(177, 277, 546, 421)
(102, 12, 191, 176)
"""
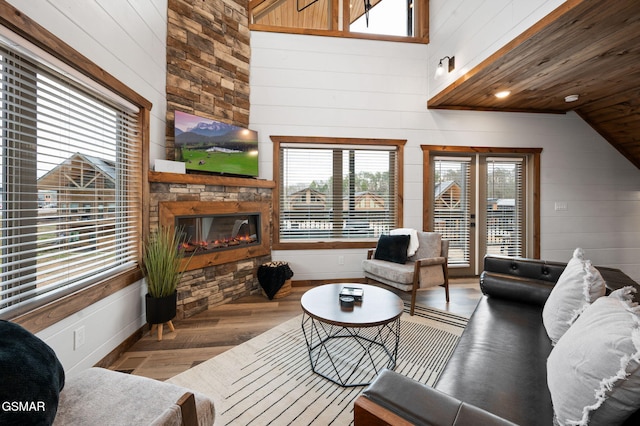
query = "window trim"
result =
(272, 135, 405, 250)
(0, 1, 151, 332)
(249, 0, 429, 44)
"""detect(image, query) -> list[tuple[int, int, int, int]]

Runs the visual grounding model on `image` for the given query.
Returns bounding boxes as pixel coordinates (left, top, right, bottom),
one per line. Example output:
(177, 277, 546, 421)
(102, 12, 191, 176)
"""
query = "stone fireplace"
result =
(149, 172, 274, 319)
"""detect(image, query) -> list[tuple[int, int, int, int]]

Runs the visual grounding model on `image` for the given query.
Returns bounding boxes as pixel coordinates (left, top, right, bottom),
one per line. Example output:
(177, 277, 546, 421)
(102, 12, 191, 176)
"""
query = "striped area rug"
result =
(168, 308, 468, 426)
(404, 302, 470, 328)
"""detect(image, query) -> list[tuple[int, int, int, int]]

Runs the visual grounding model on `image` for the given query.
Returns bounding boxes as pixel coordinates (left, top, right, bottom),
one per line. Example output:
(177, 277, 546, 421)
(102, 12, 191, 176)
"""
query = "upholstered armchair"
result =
(362, 231, 450, 315)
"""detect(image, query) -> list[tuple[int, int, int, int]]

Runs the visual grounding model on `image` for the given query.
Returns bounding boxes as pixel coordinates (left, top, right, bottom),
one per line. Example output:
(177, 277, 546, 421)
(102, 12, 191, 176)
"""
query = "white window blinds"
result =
(279, 144, 398, 242)
(433, 157, 471, 266)
(0, 41, 141, 319)
(485, 157, 524, 257)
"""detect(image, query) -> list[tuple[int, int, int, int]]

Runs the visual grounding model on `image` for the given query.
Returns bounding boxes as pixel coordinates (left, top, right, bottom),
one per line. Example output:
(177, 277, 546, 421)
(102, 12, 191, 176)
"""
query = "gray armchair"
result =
(362, 231, 450, 315)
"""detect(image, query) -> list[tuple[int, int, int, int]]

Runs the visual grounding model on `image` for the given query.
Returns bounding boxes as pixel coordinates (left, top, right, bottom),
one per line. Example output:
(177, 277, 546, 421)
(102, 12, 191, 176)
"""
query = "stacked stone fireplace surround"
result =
(160, 0, 256, 319)
(149, 172, 273, 320)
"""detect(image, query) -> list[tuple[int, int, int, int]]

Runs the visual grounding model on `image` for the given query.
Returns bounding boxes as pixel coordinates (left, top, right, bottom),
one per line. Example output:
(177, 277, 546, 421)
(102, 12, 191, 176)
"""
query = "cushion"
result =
(390, 228, 419, 256)
(56, 367, 215, 426)
(362, 259, 415, 288)
(542, 248, 606, 344)
(374, 234, 410, 264)
(0, 320, 65, 426)
(408, 232, 442, 262)
(547, 287, 640, 425)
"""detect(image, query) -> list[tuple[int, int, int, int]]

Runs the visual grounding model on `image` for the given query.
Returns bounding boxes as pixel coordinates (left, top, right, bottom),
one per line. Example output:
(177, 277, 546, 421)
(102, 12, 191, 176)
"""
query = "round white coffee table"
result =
(300, 283, 404, 387)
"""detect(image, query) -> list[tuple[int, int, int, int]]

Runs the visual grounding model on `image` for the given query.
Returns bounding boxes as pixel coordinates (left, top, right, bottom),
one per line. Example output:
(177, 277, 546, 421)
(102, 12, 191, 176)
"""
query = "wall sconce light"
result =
(434, 56, 455, 79)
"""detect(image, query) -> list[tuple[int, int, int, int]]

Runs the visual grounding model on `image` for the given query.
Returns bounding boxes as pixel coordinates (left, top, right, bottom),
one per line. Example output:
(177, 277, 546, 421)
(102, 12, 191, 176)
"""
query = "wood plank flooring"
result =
(109, 278, 482, 381)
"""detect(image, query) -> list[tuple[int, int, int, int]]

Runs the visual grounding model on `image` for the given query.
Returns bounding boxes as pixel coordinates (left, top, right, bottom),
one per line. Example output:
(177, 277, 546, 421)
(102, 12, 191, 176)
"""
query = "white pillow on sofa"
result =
(547, 287, 640, 425)
(542, 248, 606, 344)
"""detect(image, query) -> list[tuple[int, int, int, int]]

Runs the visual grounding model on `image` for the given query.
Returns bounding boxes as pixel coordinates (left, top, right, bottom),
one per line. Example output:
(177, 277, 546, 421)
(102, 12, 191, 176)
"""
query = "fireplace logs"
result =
(181, 235, 258, 253)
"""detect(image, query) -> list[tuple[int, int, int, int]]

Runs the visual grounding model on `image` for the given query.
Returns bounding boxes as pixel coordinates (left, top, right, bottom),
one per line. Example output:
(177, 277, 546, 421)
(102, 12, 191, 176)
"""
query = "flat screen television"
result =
(174, 110, 259, 177)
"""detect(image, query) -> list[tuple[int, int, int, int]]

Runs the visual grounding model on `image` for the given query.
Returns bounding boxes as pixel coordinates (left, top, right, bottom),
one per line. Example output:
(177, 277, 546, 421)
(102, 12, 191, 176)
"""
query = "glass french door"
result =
(482, 157, 525, 259)
(432, 154, 527, 276)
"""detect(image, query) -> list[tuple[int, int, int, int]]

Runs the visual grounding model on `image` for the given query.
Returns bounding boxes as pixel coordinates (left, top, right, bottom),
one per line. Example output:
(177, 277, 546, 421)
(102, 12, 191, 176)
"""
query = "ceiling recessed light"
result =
(564, 94, 579, 103)
(495, 90, 511, 99)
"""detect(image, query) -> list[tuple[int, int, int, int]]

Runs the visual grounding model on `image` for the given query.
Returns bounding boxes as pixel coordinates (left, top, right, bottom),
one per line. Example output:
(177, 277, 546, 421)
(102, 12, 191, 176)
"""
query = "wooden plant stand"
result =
(150, 320, 175, 341)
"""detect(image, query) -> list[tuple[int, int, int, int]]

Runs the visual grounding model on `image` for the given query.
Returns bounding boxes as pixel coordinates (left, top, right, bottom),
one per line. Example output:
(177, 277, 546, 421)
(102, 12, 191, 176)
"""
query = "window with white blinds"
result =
(485, 157, 524, 257)
(277, 141, 400, 243)
(433, 157, 471, 266)
(0, 41, 141, 319)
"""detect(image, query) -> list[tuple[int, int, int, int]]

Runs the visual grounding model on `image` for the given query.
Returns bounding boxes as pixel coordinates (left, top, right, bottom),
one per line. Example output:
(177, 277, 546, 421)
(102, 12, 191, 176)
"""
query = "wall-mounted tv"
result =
(174, 110, 259, 177)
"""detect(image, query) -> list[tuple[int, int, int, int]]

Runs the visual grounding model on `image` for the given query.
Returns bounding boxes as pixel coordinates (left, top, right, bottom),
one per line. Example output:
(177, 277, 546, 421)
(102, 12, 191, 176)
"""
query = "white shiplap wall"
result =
(250, 31, 640, 284)
(6, 0, 167, 373)
(429, 0, 565, 97)
(7, 0, 168, 161)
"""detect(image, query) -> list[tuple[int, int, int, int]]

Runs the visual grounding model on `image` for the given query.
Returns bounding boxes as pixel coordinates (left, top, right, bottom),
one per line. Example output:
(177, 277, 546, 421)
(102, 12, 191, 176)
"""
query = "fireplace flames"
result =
(181, 235, 258, 253)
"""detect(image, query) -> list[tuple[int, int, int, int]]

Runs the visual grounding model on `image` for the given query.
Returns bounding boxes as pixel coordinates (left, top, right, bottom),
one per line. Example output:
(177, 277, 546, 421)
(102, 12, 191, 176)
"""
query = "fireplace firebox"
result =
(177, 213, 260, 254)
(159, 201, 271, 270)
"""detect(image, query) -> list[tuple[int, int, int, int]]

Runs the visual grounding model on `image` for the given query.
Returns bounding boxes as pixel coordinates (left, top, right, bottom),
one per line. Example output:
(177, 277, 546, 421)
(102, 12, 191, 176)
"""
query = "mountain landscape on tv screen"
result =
(174, 111, 258, 177)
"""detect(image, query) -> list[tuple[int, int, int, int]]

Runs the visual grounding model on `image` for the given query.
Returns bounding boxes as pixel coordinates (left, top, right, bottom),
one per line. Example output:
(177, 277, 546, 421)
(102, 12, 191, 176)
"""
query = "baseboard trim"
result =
(292, 277, 367, 287)
(95, 325, 146, 369)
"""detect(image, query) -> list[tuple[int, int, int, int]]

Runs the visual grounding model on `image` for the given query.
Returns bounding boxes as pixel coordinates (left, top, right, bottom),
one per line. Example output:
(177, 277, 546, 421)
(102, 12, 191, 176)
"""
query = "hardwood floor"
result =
(109, 278, 482, 381)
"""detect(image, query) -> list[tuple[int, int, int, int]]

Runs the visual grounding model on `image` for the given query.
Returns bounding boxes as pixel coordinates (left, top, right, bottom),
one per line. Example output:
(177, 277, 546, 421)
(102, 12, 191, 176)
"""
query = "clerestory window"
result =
(249, 0, 429, 42)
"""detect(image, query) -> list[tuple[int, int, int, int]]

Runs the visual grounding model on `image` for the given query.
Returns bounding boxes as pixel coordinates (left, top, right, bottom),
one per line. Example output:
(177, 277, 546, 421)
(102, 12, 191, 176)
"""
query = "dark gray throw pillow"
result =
(0, 320, 65, 426)
(374, 234, 411, 264)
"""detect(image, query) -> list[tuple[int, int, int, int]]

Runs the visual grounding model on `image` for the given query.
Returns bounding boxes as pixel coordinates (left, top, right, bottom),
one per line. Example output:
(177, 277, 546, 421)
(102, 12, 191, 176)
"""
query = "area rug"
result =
(168, 308, 468, 426)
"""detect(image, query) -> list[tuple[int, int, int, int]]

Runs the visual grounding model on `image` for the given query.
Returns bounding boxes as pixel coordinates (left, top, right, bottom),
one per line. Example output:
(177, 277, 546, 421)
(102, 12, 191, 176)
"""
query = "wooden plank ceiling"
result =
(427, 0, 640, 169)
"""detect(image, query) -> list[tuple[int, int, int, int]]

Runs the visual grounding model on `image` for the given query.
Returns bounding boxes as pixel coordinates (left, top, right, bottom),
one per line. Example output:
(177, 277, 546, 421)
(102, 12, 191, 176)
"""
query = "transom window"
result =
(0, 36, 141, 319)
(350, 0, 414, 37)
(272, 136, 405, 249)
(249, 0, 428, 42)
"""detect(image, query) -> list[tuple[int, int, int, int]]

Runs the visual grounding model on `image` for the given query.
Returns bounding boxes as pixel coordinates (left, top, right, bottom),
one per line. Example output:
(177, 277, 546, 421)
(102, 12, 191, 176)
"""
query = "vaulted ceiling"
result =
(427, 0, 640, 169)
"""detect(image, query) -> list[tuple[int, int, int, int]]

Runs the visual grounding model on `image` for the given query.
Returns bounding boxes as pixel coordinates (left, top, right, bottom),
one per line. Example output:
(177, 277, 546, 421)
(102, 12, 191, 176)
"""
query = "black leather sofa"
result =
(354, 255, 640, 426)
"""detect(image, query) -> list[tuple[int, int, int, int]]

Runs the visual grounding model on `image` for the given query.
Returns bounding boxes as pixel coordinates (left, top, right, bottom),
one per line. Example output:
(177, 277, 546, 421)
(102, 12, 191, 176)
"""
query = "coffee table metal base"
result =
(301, 313, 400, 387)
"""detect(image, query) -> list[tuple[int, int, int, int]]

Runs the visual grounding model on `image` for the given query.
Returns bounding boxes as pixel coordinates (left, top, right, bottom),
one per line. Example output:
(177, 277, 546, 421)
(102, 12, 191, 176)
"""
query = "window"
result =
(350, 0, 414, 37)
(433, 156, 471, 267)
(249, 0, 428, 42)
(272, 136, 404, 249)
(485, 157, 525, 258)
(0, 36, 142, 319)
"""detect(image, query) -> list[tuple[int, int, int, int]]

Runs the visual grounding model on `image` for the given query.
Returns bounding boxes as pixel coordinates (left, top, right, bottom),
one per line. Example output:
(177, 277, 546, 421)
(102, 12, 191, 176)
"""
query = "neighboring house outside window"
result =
(272, 136, 405, 250)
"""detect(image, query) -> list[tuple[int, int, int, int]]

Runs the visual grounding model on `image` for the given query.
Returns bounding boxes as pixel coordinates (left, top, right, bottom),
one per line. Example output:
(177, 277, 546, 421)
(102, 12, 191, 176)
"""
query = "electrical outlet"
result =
(338, 256, 344, 265)
(554, 201, 568, 211)
(74, 326, 85, 350)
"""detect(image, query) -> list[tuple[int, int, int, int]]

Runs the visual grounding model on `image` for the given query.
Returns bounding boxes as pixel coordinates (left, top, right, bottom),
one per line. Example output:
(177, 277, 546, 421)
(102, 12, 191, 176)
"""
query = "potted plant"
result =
(142, 226, 190, 327)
